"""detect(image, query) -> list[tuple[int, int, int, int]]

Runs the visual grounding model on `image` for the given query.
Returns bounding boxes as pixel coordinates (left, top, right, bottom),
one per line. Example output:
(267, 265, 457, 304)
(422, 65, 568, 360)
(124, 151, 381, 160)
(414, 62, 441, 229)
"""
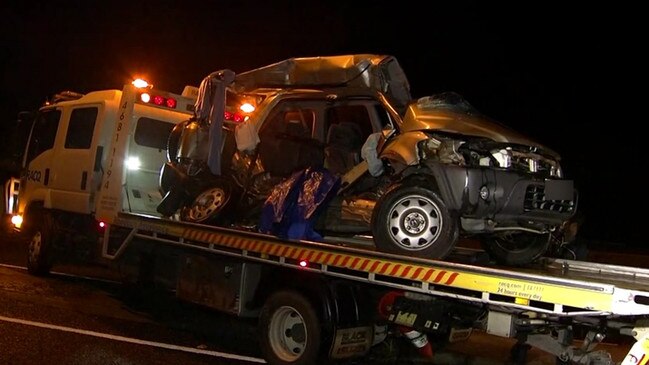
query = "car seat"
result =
(324, 122, 363, 175)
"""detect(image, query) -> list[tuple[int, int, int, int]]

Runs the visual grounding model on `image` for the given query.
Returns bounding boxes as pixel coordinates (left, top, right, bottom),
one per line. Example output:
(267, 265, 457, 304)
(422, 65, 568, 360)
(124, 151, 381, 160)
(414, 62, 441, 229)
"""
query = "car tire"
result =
(166, 119, 190, 163)
(482, 232, 551, 266)
(372, 185, 458, 259)
(259, 290, 322, 365)
(180, 180, 232, 224)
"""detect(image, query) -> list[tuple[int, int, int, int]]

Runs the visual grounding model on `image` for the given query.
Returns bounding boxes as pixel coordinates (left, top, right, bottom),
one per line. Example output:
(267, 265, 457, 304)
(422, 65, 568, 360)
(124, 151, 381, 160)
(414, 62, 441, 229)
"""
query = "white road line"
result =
(0, 263, 25, 270)
(0, 315, 266, 363)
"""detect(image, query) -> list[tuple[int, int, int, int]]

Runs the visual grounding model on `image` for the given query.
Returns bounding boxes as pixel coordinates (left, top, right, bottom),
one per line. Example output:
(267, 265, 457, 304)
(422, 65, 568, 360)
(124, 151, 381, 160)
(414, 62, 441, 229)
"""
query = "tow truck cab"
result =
(14, 81, 197, 232)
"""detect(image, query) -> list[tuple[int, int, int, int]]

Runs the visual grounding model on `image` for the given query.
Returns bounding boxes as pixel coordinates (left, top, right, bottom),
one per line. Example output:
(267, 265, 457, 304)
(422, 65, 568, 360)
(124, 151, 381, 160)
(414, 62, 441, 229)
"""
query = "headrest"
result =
(327, 123, 362, 147)
(284, 111, 303, 123)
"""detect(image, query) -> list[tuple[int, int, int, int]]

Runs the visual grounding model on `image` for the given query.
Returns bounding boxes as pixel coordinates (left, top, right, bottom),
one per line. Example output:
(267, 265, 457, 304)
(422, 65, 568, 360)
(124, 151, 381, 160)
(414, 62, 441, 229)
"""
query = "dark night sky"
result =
(0, 1, 642, 248)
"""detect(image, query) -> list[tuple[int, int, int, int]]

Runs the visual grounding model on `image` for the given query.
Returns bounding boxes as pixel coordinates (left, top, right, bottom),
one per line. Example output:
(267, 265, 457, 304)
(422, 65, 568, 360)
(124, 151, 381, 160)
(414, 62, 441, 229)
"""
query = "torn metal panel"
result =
(234, 54, 412, 113)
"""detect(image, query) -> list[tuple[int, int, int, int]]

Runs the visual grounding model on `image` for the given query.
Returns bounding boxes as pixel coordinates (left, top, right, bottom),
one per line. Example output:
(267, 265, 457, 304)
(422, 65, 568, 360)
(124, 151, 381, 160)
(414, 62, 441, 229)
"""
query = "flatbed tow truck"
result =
(102, 211, 649, 364)
(10, 70, 649, 365)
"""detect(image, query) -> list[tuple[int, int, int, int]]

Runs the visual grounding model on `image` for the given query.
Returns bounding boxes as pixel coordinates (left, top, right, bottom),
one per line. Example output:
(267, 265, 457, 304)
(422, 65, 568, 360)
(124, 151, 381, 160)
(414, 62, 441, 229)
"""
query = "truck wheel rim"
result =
(188, 187, 226, 221)
(388, 195, 441, 251)
(29, 231, 42, 263)
(268, 306, 307, 361)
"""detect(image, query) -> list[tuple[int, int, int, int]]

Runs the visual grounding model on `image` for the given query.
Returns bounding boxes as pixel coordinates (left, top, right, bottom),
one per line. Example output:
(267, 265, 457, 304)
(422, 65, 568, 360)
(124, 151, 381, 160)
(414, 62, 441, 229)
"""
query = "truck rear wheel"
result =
(27, 212, 55, 276)
(259, 290, 322, 365)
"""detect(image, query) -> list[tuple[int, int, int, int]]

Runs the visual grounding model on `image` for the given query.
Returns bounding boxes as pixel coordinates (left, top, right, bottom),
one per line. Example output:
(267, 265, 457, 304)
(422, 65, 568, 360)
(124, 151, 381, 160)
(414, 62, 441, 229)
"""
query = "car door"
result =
(322, 100, 382, 174)
(257, 101, 324, 177)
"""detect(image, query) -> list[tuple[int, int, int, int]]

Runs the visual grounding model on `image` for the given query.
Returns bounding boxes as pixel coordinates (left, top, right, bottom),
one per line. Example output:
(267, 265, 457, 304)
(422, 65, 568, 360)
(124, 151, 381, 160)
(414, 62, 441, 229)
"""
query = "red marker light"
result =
(233, 113, 244, 123)
(224, 111, 233, 120)
(299, 260, 308, 268)
(153, 95, 165, 106)
(166, 97, 177, 108)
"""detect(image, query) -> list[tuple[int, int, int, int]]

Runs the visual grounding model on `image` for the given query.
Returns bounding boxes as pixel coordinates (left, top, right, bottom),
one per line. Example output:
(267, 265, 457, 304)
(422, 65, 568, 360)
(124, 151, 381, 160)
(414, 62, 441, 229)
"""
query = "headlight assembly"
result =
(417, 136, 465, 165)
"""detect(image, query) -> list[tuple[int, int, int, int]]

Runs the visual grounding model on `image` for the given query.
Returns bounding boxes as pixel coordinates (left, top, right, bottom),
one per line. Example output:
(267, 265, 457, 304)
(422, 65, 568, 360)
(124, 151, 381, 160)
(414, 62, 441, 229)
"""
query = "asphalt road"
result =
(0, 229, 266, 365)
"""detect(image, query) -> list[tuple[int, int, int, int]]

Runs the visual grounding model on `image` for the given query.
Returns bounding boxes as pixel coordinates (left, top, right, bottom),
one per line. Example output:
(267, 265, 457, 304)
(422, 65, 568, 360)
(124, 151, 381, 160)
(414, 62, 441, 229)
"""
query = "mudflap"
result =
(329, 325, 374, 360)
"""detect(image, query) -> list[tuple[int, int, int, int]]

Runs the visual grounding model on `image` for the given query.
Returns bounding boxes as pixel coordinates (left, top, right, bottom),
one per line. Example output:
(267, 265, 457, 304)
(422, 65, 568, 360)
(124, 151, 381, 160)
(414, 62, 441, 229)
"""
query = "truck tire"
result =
(27, 212, 55, 276)
(259, 290, 322, 365)
(482, 232, 551, 266)
(372, 185, 458, 259)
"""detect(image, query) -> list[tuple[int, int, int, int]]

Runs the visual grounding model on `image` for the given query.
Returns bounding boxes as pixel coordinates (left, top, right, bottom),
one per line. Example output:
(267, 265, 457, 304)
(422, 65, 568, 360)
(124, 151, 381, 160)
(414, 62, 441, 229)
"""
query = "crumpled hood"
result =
(399, 93, 560, 158)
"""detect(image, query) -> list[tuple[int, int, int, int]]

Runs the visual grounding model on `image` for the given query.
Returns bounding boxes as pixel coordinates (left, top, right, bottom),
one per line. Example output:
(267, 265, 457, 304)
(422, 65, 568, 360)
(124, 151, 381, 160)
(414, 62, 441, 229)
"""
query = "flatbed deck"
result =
(107, 212, 649, 318)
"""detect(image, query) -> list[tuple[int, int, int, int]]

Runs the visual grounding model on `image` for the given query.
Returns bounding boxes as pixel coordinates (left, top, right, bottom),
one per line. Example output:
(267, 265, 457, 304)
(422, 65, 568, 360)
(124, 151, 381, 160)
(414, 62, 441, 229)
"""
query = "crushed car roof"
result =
(233, 54, 412, 113)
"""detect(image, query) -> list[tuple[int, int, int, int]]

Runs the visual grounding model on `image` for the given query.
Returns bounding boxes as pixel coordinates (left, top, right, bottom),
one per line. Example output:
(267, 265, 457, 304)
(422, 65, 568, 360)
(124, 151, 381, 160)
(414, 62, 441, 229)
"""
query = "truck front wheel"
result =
(259, 290, 322, 365)
(27, 212, 55, 276)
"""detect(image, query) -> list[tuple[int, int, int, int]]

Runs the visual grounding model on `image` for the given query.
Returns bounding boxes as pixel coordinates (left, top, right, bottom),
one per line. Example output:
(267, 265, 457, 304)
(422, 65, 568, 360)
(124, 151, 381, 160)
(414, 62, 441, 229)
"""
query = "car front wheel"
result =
(372, 185, 457, 259)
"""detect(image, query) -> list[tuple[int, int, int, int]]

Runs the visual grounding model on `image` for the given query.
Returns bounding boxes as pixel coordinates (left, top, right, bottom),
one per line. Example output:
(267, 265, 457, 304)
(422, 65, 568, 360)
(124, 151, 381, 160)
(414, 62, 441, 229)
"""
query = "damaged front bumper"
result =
(424, 162, 577, 233)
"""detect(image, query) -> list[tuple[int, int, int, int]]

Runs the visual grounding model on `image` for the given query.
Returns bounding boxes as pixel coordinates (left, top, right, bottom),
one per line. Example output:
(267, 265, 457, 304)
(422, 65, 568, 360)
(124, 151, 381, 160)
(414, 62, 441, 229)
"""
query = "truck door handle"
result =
(81, 171, 87, 190)
(94, 146, 103, 172)
(44, 168, 50, 186)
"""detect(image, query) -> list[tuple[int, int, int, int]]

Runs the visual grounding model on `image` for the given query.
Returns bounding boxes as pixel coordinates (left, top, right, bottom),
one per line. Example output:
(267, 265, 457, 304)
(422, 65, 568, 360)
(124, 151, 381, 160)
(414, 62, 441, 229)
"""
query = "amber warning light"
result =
(11, 215, 23, 229)
(132, 79, 150, 88)
(224, 102, 256, 123)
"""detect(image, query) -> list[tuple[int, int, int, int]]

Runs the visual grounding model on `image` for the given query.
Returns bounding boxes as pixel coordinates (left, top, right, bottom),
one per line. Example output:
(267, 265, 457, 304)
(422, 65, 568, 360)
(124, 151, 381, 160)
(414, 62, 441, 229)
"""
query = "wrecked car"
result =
(157, 54, 577, 266)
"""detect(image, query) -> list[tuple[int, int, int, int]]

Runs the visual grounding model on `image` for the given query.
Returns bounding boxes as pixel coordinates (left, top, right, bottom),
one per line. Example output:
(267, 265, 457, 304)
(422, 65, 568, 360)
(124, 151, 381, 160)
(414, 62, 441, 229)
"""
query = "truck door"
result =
(19, 108, 62, 211)
(122, 115, 177, 214)
(48, 105, 101, 214)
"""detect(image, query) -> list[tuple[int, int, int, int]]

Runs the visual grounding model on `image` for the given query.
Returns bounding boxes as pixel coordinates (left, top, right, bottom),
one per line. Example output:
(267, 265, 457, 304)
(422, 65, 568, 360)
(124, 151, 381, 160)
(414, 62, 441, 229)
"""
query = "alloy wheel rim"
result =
(388, 195, 442, 250)
(188, 187, 226, 221)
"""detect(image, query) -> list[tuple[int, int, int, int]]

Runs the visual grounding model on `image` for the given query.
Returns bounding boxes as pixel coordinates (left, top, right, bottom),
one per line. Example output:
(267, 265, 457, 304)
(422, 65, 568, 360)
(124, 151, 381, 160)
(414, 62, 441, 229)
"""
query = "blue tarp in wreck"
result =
(259, 167, 340, 241)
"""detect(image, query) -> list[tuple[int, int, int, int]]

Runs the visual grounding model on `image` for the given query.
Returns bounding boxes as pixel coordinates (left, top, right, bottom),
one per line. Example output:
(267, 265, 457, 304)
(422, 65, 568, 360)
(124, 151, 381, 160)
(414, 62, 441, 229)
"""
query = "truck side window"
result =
(134, 117, 175, 150)
(25, 109, 61, 165)
(65, 107, 98, 149)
